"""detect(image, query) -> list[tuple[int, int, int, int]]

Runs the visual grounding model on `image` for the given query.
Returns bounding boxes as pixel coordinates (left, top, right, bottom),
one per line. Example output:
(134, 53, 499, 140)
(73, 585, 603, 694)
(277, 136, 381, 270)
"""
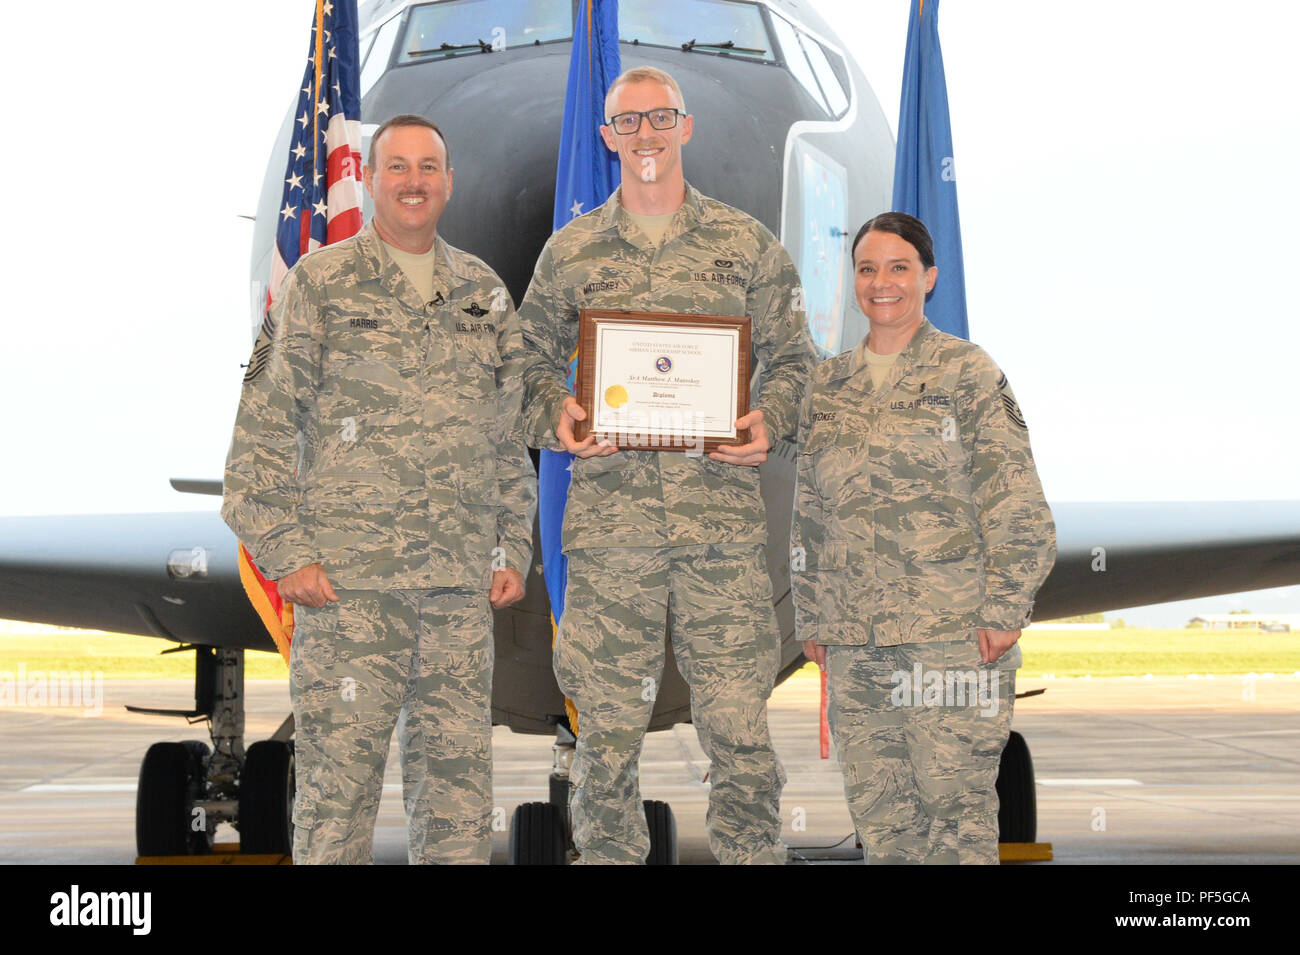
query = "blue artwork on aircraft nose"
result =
(793, 138, 848, 354)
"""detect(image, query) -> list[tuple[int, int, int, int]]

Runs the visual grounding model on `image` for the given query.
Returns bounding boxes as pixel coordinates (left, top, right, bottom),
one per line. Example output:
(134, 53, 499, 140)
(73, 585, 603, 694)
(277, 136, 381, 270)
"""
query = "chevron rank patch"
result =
(243, 314, 274, 383)
(997, 372, 1027, 429)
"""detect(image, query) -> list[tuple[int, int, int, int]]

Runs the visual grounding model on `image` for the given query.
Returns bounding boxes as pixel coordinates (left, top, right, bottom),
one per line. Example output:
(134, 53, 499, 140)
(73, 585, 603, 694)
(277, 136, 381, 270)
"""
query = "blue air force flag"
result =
(539, 1, 621, 647)
(892, 0, 969, 340)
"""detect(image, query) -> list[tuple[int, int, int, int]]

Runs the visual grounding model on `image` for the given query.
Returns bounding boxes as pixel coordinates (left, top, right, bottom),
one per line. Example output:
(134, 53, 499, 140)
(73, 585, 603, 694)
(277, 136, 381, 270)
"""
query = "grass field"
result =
(0, 633, 287, 679)
(3, 627, 1296, 681)
(787, 628, 1300, 679)
(1017, 628, 1300, 678)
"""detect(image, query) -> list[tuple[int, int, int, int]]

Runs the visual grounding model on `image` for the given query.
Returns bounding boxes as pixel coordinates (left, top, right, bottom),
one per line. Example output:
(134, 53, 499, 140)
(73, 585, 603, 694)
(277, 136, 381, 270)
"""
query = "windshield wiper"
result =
(680, 38, 766, 55)
(407, 39, 493, 57)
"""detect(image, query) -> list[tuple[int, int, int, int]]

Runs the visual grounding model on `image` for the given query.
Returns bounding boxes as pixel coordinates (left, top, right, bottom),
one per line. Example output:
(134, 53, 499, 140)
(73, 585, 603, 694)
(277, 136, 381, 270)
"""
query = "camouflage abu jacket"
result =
(514, 182, 815, 551)
(791, 319, 1056, 646)
(222, 222, 536, 591)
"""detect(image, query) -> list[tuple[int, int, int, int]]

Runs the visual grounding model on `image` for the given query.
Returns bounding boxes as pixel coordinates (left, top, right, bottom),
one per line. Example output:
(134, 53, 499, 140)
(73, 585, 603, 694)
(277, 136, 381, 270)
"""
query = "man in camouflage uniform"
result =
(792, 214, 1055, 864)
(514, 67, 815, 864)
(223, 115, 536, 864)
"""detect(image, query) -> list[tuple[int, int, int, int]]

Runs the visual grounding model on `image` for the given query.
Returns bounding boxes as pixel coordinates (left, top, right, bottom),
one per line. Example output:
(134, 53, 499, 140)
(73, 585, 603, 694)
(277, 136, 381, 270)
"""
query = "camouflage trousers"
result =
(825, 639, 1018, 865)
(556, 544, 786, 865)
(289, 588, 494, 864)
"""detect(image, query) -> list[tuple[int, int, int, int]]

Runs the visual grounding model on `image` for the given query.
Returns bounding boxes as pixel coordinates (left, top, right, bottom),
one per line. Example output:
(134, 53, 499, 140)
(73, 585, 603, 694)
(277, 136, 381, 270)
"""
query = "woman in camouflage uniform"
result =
(791, 213, 1055, 864)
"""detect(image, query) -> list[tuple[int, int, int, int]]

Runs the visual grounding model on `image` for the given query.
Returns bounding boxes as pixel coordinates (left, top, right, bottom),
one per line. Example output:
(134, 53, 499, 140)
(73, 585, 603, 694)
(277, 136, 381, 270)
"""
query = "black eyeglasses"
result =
(606, 107, 685, 135)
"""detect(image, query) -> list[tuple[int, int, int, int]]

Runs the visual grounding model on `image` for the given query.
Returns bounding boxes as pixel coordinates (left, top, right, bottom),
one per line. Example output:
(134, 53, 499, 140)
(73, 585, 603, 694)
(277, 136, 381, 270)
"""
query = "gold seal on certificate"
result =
(576, 309, 752, 454)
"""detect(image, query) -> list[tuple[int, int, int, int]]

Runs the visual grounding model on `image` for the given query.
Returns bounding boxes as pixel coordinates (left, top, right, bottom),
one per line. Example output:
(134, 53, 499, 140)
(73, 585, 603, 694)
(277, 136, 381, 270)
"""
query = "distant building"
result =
(1189, 614, 1297, 632)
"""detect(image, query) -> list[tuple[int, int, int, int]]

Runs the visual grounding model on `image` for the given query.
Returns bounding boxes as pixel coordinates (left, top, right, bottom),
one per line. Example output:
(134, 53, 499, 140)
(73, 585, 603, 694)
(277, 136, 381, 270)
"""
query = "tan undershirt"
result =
(863, 343, 901, 390)
(624, 209, 677, 247)
(382, 239, 438, 304)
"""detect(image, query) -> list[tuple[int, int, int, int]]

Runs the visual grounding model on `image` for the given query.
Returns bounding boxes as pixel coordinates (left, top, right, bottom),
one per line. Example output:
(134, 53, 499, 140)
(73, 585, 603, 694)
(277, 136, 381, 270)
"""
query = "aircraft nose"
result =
(364, 53, 574, 303)
(360, 48, 785, 303)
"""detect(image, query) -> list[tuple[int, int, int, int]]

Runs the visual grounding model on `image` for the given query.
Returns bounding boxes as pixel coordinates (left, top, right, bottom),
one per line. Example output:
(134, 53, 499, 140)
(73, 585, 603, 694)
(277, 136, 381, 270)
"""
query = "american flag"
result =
(269, 0, 364, 303)
(239, 0, 364, 663)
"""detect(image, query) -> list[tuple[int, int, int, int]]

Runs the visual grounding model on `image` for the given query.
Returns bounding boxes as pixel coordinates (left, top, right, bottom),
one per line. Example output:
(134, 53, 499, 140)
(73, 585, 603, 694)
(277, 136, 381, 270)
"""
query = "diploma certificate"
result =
(576, 309, 752, 454)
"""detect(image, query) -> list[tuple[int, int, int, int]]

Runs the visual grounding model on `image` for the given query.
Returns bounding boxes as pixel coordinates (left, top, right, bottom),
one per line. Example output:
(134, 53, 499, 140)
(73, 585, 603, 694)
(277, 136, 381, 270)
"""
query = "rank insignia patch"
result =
(998, 373, 1027, 429)
(243, 314, 274, 383)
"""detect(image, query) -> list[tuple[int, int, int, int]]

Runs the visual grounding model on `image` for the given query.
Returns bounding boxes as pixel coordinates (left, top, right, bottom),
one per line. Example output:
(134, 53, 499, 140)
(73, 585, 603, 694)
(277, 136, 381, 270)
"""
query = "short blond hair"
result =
(604, 66, 687, 122)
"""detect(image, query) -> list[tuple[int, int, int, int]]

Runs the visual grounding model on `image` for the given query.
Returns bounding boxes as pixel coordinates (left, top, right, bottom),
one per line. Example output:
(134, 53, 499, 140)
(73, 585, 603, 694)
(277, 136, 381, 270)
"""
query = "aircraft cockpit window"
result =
(769, 14, 829, 114)
(802, 38, 849, 117)
(360, 13, 403, 96)
(619, 0, 775, 63)
(398, 0, 571, 64)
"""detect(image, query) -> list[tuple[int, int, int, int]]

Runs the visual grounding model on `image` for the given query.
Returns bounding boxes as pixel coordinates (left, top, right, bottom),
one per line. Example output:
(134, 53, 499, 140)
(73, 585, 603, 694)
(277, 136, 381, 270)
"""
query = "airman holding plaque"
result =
(514, 66, 815, 864)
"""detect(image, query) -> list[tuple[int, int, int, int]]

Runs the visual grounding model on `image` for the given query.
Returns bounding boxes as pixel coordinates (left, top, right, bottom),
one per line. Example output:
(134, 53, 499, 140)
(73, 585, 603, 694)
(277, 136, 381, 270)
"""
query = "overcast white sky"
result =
(0, 0, 1296, 625)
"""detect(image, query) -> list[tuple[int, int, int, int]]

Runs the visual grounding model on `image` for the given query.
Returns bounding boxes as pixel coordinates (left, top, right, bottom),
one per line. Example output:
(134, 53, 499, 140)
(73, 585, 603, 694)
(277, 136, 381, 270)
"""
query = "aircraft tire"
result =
(548, 771, 570, 811)
(509, 801, 567, 865)
(239, 739, 295, 855)
(996, 730, 1037, 843)
(547, 771, 573, 845)
(136, 741, 208, 856)
(643, 799, 678, 865)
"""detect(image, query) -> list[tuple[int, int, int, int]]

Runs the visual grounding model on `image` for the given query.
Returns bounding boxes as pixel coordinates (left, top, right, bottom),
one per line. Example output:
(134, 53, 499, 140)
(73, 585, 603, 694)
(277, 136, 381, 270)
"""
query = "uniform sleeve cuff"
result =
(527, 389, 570, 449)
(794, 617, 819, 645)
(254, 546, 317, 582)
(498, 540, 533, 577)
(979, 601, 1033, 632)
(757, 401, 796, 446)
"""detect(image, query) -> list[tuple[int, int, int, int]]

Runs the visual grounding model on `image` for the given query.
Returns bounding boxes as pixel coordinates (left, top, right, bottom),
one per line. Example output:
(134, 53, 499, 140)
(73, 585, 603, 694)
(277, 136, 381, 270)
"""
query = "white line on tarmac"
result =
(1037, 778, 1142, 786)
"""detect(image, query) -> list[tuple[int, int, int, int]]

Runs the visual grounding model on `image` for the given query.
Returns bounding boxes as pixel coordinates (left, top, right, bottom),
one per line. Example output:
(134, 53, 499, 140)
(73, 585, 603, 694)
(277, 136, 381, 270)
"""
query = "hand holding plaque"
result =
(575, 309, 752, 454)
(555, 395, 618, 458)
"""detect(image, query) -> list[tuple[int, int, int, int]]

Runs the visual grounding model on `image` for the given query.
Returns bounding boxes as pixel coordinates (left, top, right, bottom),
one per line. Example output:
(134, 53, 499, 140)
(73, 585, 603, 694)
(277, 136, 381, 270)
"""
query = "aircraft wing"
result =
(2, 500, 1297, 660)
(1035, 501, 1300, 620)
(0, 511, 270, 652)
